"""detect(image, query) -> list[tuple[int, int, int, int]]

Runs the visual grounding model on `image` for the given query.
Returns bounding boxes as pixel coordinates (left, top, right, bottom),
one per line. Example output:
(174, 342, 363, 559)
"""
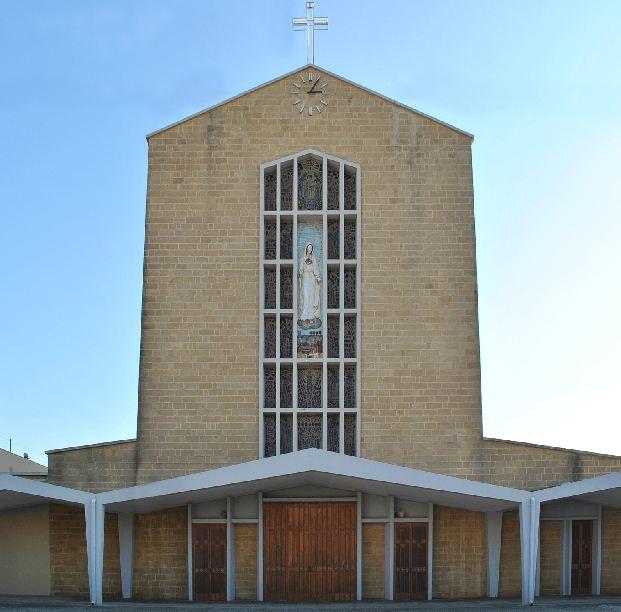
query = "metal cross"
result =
(292, 2, 328, 65)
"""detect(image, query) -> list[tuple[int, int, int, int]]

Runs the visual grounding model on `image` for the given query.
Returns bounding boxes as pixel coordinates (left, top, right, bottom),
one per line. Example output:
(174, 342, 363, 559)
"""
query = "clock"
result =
(291, 70, 329, 116)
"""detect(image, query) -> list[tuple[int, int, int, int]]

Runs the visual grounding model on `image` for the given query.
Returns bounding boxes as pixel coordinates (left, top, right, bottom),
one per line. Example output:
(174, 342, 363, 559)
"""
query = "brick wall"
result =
(539, 520, 561, 596)
(362, 523, 385, 599)
(432, 506, 486, 598)
(49, 504, 121, 599)
(234, 524, 257, 600)
(498, 511, 521, 598)
(133, 507, 187, 600)
(47, 440, 137, 492)
(601, 508, 621, 595)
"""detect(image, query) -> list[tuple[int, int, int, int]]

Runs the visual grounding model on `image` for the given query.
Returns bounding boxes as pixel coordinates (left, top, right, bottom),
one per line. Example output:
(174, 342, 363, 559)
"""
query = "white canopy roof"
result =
(98, 449, 527, 513)
(534, 471, 621, 508)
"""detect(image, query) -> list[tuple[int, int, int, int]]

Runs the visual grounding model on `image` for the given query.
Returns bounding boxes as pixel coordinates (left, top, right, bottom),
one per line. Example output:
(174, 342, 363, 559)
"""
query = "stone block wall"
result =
(432, 506, 486, 598)
(47, 439, 137, 492)
(539, 520, 561, 595)
(133, 507, 187, 600)
(49, 504, 120, 599)
(362, 523, 385, 599)
(601, 508, 621, 595)
(498, 511, 521, 598)
(234, 524, 257, 600)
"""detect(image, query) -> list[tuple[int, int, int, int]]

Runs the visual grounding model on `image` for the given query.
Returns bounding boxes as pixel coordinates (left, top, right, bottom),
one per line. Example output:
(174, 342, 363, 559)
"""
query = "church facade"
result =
(3, 64, 621, 605)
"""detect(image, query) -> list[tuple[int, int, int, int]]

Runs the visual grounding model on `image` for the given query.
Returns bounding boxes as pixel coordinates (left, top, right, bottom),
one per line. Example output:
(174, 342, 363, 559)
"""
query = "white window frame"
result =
(259, 149, 361, 458)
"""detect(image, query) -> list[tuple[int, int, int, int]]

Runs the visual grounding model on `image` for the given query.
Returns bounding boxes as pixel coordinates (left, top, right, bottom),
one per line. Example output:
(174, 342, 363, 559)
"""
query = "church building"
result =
(3, 7, 621, 605)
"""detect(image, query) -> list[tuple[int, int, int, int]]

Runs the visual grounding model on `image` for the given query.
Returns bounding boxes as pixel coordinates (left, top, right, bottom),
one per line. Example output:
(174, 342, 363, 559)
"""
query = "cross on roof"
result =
(292, 2, 329, 65)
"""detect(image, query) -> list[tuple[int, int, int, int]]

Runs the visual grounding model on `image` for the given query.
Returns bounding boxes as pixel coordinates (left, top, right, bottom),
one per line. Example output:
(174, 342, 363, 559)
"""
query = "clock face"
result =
(291, 71, 329, 116)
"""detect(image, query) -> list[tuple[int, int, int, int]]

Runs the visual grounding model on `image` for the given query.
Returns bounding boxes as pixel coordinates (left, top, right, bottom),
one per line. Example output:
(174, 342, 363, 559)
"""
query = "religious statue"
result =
(298, 243, 321, 328)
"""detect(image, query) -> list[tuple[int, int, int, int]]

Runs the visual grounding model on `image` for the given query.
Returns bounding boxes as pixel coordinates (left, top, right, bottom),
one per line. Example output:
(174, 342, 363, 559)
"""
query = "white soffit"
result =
(534, 471, 621, 509)
(0, 474, 92, 512)
(99, 449, 525, 514)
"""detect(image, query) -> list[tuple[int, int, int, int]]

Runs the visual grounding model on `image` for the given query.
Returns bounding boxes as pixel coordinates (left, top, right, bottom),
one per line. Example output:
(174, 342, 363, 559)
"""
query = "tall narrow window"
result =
(260, 151, 360, 457)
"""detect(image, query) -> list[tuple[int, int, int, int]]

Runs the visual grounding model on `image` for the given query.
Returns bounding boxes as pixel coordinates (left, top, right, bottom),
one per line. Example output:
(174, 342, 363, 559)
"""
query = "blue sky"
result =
(1, 1, 620, 465)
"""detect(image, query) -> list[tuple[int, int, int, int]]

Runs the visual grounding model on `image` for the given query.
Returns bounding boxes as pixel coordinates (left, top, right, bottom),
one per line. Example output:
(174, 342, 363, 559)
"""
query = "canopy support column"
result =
(519, 496, 540, 605)
(486, 511, 503, 598)
(118, 512, 134, 599)
(84, 499, 97, 605)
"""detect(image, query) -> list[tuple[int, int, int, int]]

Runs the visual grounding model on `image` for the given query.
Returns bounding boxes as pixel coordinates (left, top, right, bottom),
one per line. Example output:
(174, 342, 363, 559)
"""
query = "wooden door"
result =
(192, 523, 227, 601)
(263, 502, 356, 601)
(571, 520, 592, 595)
(394, 522, 428, 600)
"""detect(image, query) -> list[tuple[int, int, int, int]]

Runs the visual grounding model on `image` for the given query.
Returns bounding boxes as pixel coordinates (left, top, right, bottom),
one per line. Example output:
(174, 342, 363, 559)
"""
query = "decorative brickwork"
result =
(432, 506, 486, 598)
(362, 523, 385, 599)
(234, 524, 257, 600)
(601, 508, 621, 595)
(539, 520, 561, 595)
(49, 504, 120, 599)
(132, 507, 187, 601)
(498, 511, 521, 597)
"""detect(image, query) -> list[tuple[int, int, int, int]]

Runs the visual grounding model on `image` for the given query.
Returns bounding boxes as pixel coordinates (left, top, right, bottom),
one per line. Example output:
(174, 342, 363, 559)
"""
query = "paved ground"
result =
(1, 597, 621, 611)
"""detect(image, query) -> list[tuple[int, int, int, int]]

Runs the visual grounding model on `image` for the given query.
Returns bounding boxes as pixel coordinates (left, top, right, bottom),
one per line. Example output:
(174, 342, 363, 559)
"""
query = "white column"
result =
(427, 502, 434, 600)
(486, 511, 503, 598)
(356, 492, 362, 600)
(519, 496, 540, 605)
(594, 505, 602, 595)
(117, 513, 134, 599)
(92, 500, 105, 606)
(84, 499, 97, 605)
(257, 492, 264, 601)
(386, 496, 395, 600)
(226, 496, 234, 601)
(560, 519, 571, 595)
(187, 504, 193, 601)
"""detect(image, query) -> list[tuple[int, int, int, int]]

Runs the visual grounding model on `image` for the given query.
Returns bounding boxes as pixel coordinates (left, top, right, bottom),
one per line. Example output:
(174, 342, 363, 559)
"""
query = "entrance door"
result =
(394, 522, 428, 600)
(192, 523, 227, 601)
(263, 502, 356, 601)
(571, 520, 592, 595)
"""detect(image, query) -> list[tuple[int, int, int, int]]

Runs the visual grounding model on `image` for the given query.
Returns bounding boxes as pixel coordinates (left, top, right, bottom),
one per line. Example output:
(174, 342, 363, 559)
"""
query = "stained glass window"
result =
(264, 267, 276, 309)
(264, 170, 277, 211)
(327, 414, 339, 453)
(344, 267, 356, 309)
(328, 267, 340, 309)
(344, 167, 356, 210)
(280, 365, 292, 408)
(344, 316, 356, 358)
(344, 413, 356, 456)
(280, 413, 293, 454)
(280, 316, 292, 359)
(327, 365, 339, 409)
(298, 157, 322, 210)
(327, 164, 339, 210)
(264, 365, 276, 409)
(280, 266, 292, 310)
(327, 316, 339, 358)
(281, 163, 293, 211)
(344, 364, 356, 409)
(328, 218, 340, 260)
(264, 218, 277, 260)
(344, 218, 356, 260)
(298, 367, 322, 409)
(264, 414, 276, 457)
(298, 414, 322, 449)
(264, 316, 276, 358)
(280, 219, 293, 260)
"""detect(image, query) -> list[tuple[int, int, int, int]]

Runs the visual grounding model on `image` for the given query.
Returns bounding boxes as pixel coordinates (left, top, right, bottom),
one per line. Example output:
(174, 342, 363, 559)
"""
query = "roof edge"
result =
(146, 63, 474, 140)
(46, 438, 136, 455)
(483, 436, 621, 461)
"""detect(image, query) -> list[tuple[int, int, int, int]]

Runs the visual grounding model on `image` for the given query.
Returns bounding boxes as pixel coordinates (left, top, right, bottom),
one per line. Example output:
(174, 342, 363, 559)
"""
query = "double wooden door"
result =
(192, 523, 227, 601)
(394, 522, 428, 600)
(571, 520, 592, 595)
(263, 502, 357, 601)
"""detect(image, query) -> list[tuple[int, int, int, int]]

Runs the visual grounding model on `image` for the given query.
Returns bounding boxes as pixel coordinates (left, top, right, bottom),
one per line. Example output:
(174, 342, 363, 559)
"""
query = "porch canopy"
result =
(532, 471, 621, 596)
(94, 449, 536, 605)
(0, 474, 97, 603)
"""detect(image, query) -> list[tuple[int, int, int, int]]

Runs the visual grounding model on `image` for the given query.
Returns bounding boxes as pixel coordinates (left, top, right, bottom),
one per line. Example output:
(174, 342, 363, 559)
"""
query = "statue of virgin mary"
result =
(298, 243, 321, 327)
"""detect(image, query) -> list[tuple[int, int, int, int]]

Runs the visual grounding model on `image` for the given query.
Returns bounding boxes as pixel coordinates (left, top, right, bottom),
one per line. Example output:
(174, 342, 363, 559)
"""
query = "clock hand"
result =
(308, 76, 323, 94)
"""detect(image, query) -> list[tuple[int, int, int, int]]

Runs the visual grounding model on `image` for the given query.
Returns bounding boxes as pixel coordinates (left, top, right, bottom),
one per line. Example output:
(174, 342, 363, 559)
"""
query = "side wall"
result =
(0, 505, 50, 595)
(234, 524, 257, 600)
(47, 440, 137, 492)
(601, 508, 621, 595)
